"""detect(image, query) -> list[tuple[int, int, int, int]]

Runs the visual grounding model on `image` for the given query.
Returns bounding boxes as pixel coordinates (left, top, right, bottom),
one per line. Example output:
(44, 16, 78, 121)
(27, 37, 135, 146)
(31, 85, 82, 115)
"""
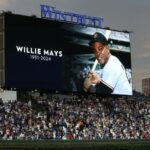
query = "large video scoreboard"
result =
(0, 13, 132, 95)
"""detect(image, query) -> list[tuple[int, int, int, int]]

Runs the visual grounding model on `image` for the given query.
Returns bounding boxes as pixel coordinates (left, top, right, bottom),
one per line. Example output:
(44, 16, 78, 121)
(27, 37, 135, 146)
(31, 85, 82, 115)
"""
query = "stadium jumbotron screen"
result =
(4, 14, 132, 95)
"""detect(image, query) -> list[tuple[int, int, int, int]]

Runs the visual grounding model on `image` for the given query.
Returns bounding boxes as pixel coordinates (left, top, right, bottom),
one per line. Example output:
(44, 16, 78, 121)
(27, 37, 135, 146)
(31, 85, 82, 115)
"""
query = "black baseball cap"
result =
(89, 32, 108, 46)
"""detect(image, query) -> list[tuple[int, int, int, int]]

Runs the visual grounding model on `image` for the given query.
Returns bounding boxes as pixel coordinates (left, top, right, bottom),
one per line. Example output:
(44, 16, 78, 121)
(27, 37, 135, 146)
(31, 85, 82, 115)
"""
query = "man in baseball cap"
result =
(83, 32, 132, 95)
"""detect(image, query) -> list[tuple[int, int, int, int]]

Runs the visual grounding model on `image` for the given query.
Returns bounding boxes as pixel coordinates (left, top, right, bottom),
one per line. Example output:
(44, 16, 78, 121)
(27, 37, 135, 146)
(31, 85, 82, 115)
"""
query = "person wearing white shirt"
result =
(84, 32, 132, 95)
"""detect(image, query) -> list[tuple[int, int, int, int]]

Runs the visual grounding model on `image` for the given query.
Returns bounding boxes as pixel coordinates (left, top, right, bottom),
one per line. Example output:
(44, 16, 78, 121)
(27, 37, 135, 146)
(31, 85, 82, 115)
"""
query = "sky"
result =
(0, 0, 150, 92)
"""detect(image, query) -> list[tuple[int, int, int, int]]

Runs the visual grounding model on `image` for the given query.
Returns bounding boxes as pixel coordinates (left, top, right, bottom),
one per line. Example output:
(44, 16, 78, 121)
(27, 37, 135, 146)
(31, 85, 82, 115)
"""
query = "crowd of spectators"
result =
(0, 93, 150, 140)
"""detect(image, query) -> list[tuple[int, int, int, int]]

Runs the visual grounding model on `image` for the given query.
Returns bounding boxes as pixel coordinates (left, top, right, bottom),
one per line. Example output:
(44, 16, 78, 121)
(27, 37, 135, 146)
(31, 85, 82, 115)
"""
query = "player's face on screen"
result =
(92, 42, 110, 65)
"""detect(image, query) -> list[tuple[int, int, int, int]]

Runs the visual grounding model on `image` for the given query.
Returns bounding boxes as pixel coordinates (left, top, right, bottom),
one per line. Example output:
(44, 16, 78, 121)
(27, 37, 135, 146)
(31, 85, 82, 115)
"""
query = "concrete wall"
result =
(0, 90, 17, 102)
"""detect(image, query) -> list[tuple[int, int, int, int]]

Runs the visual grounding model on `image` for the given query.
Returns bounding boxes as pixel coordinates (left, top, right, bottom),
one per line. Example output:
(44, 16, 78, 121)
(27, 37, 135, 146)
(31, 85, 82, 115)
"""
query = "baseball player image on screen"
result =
(83, 32, 132, 95)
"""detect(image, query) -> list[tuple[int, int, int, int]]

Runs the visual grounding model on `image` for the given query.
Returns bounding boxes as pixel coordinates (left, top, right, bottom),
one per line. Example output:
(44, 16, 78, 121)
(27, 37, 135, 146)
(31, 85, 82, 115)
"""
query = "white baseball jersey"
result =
(101, 55, 132, 95)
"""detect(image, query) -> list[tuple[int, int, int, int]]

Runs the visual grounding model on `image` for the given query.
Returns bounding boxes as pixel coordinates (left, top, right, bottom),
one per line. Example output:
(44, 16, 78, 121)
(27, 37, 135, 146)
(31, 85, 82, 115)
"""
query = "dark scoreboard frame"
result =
(0, 13, 132, 96)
